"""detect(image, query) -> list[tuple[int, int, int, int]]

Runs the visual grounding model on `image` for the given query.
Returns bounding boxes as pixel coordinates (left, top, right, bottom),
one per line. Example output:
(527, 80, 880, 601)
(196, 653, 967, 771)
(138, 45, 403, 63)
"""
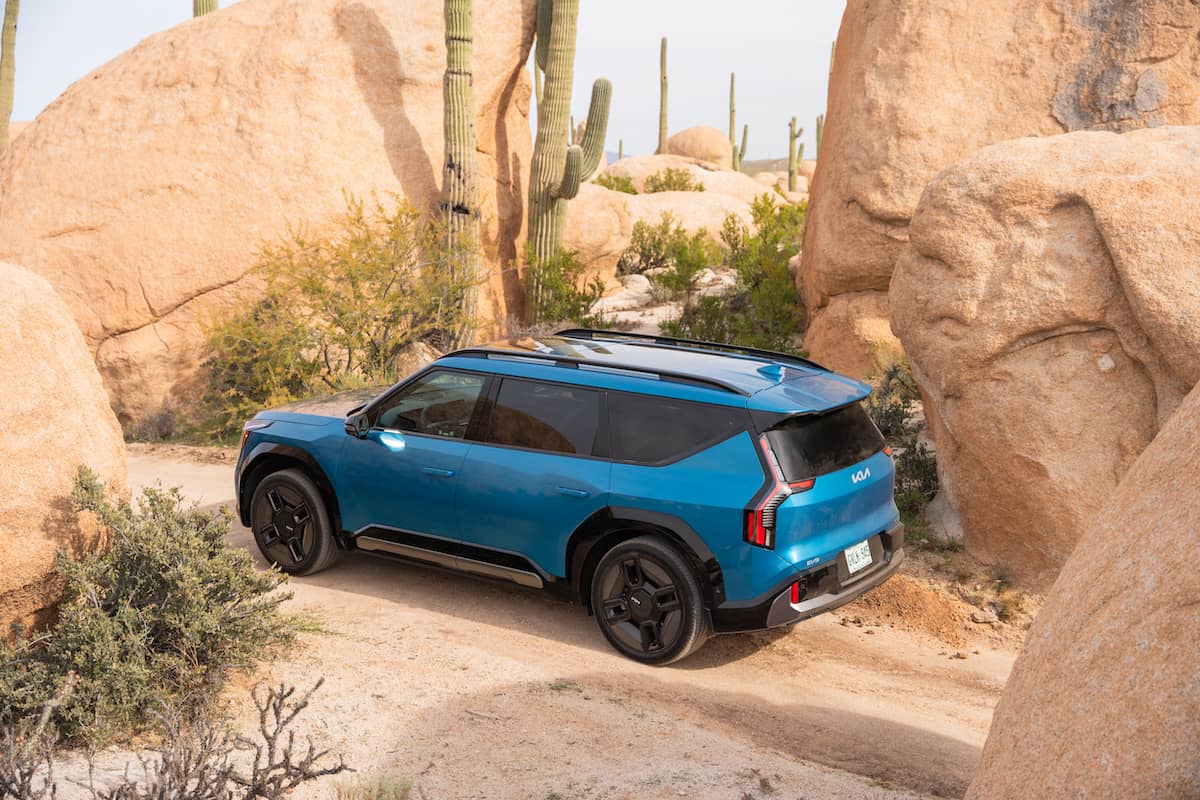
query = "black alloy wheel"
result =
(250, 469, 339, 576)
(591, 536, 708, 665)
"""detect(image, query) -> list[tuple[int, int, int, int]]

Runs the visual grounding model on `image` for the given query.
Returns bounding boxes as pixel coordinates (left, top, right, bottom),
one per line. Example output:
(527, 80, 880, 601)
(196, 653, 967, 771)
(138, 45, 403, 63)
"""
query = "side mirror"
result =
(344, 412, 371, 439)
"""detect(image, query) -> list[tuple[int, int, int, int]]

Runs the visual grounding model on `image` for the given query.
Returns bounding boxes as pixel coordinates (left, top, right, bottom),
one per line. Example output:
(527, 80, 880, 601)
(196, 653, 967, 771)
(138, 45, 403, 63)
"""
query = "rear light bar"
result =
(744, 435, 814, 549)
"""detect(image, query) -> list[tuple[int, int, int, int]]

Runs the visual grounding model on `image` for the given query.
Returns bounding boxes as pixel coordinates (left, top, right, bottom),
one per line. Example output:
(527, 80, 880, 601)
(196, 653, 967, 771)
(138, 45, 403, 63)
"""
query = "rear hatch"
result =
(751, 401, 898, 568)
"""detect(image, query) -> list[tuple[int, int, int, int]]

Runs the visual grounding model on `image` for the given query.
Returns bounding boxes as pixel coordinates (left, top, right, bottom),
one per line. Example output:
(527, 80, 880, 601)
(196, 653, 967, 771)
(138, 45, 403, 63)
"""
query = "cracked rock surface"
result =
(800, 0, 1200, 374)
(0, 0, 536, 428)
(890, 126, 1200, 585)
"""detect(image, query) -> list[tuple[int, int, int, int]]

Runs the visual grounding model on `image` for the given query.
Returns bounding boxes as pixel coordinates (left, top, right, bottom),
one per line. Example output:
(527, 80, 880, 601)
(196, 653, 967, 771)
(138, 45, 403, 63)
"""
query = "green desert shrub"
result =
(643, 167, 704, 193)
(661, 194, 807, 354)
(202, 197, 478, 441)
(864, 362, 939, 525)
(595, 173, 637, 194)
(616, 213, 719, 280)
(0, 468, 298, 745)
(524, 248, 606, 326)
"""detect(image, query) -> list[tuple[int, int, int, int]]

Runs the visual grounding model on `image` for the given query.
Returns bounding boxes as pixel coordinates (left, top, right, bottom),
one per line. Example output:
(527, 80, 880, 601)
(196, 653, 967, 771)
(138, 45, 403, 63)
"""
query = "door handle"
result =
(557, 486, 591, 498)
(423, 467, 456, 478)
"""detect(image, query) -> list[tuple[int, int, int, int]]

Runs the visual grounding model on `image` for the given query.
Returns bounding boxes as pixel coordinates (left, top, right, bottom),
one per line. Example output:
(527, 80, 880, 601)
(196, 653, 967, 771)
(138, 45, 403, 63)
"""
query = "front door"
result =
(457, 378, 611, 578)
(336, 369, 489, 542)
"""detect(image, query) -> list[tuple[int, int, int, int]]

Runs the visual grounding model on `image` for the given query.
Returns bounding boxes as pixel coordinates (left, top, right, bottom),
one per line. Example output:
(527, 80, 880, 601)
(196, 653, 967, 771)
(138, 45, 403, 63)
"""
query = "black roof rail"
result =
(452, 347, 749, 396)
(554, 328, 827, 372)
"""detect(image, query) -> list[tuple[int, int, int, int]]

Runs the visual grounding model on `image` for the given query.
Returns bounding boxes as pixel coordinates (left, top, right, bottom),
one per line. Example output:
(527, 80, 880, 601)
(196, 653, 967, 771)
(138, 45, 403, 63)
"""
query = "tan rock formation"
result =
(802, 292, 900, 379)
(801, 0, 1200, 370)
(891, 127, 1200, 583)
(967, 377, 1200, 799)
(0, 263, 127, 635)
(666, 125, 733, 169)
(0, 0, 536, 427)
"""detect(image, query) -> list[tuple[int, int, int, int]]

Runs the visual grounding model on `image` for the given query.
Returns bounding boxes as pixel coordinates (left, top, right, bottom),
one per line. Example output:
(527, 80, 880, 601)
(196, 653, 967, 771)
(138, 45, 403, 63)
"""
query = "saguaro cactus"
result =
(737, 124, 748, 173)
(656, 37, 669, 154)
(815, 113, 825, 158)
(788, 117, 804, 192)
(618, 139, 624, 161)
(527, 0, 612, 266)
(193, 0, 217, 16)
(728, 72, 737, 168)
(442, 0, 481, 322)
(0, 0, 17, 151)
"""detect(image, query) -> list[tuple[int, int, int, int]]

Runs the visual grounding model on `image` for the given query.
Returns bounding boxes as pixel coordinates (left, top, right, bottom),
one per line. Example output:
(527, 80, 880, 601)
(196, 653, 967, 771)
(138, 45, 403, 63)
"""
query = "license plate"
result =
(844, 540, 873, 575)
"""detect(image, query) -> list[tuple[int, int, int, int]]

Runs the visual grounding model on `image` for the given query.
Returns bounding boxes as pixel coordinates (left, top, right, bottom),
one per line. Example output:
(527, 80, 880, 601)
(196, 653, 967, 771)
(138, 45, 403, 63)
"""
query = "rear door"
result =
(456, 378, 611, 578)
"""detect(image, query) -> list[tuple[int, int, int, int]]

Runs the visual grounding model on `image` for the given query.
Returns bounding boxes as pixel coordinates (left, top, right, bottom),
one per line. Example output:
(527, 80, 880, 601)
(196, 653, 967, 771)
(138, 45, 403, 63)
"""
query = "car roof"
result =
(444, 329, 871, 415)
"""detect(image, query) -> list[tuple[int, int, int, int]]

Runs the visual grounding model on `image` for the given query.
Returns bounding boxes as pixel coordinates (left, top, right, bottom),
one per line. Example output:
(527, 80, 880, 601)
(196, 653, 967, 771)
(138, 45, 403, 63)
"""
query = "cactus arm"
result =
(816, 113, 825, 157)
(0, 0, 17, 151)
(557, 145, 583, 200)
(657, 37, 669, 154)
(193, 0, 217, 16)
(577, 77, 611, 178)
(788, 117, 799, 192)
(738, 123, 749, 172)
(535, 0, 552, 71)
(532, 61, 543, 106)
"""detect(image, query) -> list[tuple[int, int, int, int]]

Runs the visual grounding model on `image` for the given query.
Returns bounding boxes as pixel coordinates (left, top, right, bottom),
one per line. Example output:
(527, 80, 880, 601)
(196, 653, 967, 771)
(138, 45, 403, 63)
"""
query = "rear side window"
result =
(486, 379, 601, 456)
(609, 393, 747, 465)
(765, 402, 885, 480)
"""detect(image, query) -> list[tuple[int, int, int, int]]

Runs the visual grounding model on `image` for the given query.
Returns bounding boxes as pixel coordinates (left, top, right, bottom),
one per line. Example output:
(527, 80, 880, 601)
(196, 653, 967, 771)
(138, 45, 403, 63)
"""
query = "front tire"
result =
(250, 468, 339, 576)
(591, 536, 709, 665)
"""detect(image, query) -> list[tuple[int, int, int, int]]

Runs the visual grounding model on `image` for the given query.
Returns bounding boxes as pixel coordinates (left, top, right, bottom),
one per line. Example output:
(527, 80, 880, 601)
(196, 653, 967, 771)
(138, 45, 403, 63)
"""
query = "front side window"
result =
(485, 379, 601, 456)
(609, 393, 747, 465)
(372, 370, 486, 440)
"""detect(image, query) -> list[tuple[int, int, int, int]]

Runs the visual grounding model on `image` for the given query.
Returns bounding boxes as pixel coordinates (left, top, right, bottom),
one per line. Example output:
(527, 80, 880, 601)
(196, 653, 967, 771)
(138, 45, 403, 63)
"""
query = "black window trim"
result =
(606, 389, 753, 468)
(364, 366, 496, 444)
(470, 376, 610, 461)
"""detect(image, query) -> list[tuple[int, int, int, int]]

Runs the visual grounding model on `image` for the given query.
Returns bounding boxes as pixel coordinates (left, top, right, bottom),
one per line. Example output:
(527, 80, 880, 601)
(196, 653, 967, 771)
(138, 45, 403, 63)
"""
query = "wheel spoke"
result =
(292, 505, 311, 526)
(653, 586, 680, 613)
(266, 489, 286, 513)
(286, 538, 305, 564)
(622, 558, 645, 588)
(260, 524, 281, 546)
(602, 597, 631, 623)
(639, 620, 663, 652)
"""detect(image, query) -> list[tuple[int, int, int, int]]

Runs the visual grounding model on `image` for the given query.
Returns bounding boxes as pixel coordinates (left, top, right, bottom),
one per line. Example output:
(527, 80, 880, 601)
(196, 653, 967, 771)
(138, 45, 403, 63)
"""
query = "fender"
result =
(237, 442, 341, 531)
(566, 506, 725, 608)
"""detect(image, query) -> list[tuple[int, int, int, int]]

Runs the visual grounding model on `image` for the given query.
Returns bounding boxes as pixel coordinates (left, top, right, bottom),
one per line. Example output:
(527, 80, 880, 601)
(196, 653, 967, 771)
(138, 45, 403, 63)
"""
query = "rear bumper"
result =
(710, 523, 905, 633)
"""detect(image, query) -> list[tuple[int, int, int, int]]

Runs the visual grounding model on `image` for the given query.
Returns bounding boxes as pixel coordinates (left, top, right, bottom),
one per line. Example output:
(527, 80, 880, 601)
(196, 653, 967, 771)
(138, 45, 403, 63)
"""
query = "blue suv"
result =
(235, 330, 904, 664)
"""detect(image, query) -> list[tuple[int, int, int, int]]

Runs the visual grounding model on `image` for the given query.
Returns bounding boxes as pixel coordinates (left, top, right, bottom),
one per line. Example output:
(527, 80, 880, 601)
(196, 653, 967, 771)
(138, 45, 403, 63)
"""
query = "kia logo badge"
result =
(851, 468, 871, 484)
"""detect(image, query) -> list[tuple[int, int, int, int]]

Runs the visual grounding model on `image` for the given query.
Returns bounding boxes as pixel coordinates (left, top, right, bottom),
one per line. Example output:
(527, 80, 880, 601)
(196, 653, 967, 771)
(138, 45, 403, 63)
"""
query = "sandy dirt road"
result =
(126, 446, 1015, 800)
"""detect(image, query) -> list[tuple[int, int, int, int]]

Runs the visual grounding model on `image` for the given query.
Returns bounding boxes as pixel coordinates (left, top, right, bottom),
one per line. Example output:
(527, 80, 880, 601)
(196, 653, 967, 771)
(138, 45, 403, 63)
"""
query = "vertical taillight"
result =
(744, 435, 814, 549)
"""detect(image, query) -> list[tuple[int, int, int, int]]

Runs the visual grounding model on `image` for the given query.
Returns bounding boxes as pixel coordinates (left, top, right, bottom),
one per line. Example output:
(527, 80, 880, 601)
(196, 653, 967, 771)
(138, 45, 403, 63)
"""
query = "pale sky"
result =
(14, 0, 845, 160)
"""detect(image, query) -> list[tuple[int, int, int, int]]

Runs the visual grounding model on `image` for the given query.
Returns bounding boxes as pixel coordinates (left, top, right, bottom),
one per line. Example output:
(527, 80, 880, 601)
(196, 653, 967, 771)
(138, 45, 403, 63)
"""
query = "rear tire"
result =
(250, 469, 339, 576)
(590, 535, 709, 665)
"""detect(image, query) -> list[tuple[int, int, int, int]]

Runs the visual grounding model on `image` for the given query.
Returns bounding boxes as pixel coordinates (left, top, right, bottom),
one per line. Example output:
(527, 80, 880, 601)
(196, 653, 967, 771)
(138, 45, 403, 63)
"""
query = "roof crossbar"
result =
(554, 328, 826, 372)
(452, 348, 749, 396)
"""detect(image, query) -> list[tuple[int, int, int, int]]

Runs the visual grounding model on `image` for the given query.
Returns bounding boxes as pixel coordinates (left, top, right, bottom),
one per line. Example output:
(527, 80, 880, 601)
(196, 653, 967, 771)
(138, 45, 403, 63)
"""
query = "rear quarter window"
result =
(765, 402, 885, 480)
(609, 393, 747, 465)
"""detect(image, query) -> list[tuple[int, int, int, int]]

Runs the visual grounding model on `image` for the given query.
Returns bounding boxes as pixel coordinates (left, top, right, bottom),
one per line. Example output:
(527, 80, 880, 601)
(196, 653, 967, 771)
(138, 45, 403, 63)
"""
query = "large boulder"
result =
(565, 181, 759, 288)
(891, 127, 1200, 584)
(666, 126, 733, 169)
(0, 264, 127, 636)
(800, 0, 1200, 370)
(802, 291, 900, 379)
(0, 0, 535, 428)
(967, 378, 1200, 799)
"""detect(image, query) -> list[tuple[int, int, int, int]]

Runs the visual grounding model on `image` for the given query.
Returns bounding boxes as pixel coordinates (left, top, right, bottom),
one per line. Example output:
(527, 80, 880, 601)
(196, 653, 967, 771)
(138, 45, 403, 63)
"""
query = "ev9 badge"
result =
(851, 467, 871, 485)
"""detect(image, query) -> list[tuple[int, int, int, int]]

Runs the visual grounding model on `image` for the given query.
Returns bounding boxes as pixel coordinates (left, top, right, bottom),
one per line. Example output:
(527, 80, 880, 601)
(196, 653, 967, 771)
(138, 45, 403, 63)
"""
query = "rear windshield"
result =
(765, 402, 885, 481)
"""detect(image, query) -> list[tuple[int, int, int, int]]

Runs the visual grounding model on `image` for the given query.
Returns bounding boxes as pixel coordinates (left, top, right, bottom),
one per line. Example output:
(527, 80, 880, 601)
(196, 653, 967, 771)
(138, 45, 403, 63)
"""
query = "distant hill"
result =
(740, 157, 789, 176)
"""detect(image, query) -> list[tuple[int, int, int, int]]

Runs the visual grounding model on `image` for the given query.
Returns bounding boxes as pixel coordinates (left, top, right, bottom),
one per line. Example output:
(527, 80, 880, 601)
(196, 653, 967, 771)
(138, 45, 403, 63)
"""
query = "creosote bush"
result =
(0, 468, 298, 745)
(660, 194, 807, 355)
(595, 173, 637, 194)
(524, 248, 605, 326)
(202, 197, 478, 441)
(643, 167, 704, 193)
(616, 213, 719, 284)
